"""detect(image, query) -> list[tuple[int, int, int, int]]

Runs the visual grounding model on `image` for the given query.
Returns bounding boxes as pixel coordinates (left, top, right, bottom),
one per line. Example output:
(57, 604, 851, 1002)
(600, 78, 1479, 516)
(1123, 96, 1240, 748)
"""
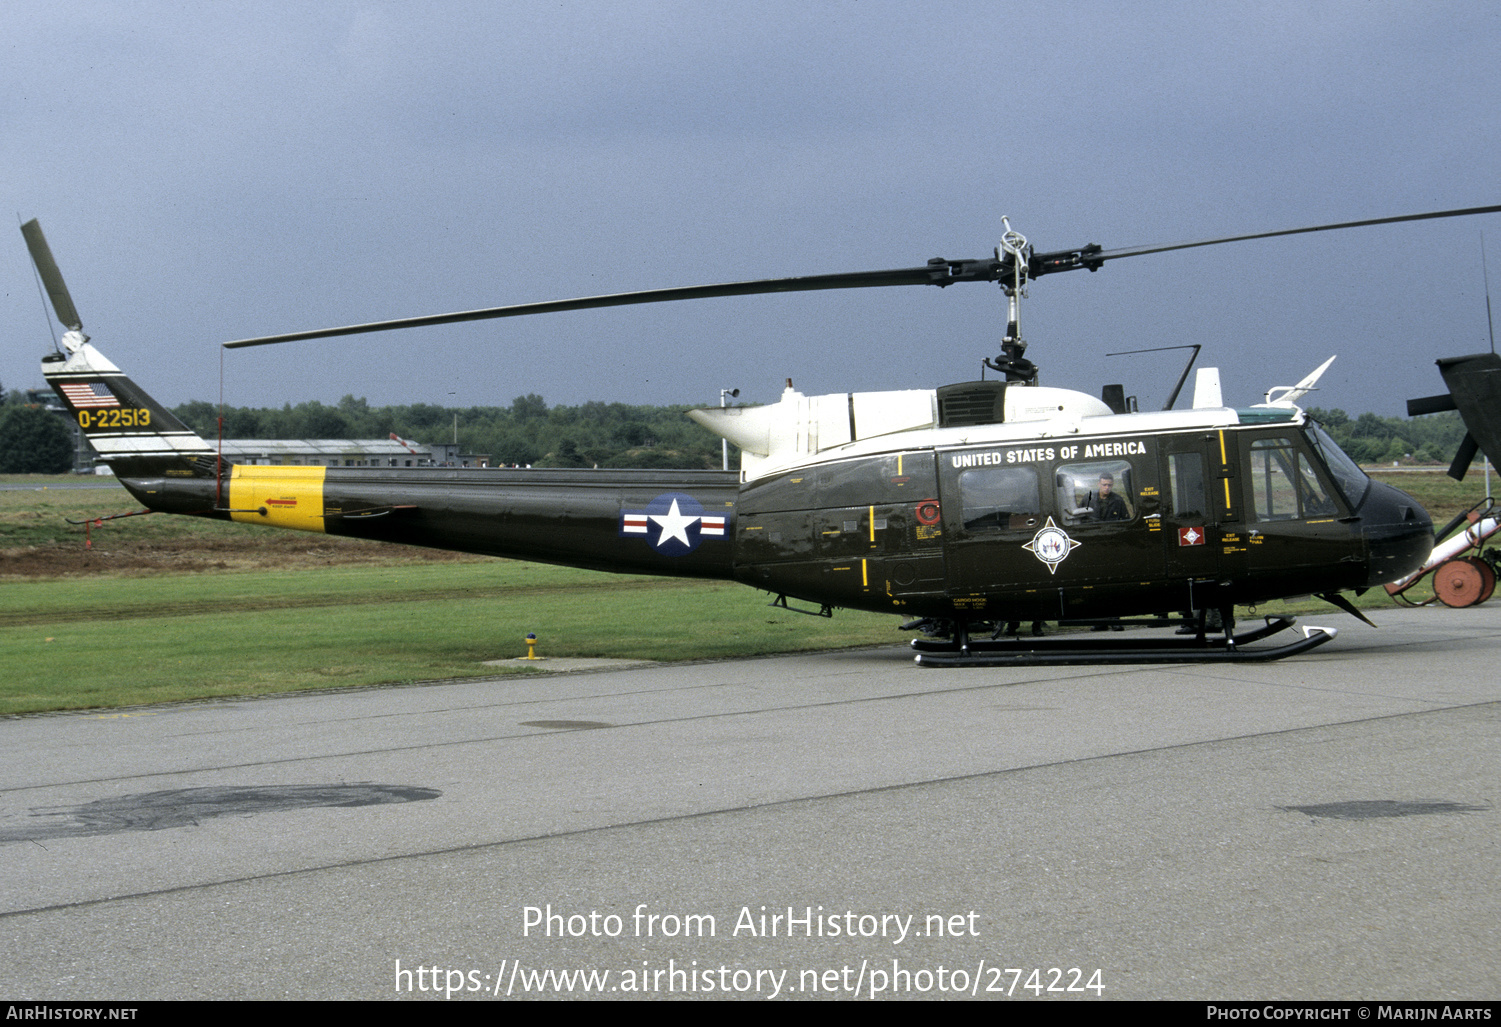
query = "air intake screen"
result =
(936, 381, 1007, 427)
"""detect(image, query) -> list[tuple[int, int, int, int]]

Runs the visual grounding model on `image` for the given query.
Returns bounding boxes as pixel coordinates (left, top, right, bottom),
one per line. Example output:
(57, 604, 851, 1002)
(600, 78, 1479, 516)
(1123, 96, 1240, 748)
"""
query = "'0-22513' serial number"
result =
(77, 408, 151, 429)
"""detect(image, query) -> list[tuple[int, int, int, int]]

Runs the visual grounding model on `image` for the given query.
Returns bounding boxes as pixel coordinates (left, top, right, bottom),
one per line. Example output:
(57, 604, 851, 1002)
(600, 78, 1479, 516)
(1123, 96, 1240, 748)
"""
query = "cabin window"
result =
(958, 467, 1040, 532)
(1167, 452, 1207, 520)
(1056, 461, 1134, 525)
(1249, 438, 1338, 520)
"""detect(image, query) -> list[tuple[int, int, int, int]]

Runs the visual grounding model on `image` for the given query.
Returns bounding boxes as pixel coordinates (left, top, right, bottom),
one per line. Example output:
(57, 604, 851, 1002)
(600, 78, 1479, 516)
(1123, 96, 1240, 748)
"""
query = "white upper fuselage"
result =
(690, 380, 1285, 482)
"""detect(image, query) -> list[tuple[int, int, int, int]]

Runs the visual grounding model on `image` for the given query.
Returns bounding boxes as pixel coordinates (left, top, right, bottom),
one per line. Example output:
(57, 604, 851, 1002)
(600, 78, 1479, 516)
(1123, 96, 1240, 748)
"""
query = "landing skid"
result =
(911, 617, 1337, 667)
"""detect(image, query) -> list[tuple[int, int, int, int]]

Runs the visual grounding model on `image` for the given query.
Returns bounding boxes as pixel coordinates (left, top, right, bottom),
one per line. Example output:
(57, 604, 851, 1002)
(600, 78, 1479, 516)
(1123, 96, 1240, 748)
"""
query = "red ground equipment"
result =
(1386, 500, 1499, 607)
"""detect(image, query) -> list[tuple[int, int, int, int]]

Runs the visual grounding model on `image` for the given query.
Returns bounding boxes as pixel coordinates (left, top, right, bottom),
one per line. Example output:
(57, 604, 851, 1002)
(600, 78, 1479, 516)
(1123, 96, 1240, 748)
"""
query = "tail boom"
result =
(42, 338, 739, 579)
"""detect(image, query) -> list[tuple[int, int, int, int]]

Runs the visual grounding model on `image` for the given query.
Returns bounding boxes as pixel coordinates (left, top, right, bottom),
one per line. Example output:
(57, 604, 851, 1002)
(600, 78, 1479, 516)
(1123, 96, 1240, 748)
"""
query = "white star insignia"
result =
(649, 498, 698, 548)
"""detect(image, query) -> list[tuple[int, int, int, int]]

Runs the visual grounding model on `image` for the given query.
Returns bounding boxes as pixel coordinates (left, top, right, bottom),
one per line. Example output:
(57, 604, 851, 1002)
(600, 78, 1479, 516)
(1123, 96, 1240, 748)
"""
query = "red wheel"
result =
(1460, 556, 1496, 604)
(1434, 559, 1486, 608)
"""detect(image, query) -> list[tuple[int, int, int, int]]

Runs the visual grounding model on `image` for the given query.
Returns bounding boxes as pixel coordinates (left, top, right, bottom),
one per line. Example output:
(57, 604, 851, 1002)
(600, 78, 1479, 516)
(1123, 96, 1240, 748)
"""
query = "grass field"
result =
(0, 561, 908, 715)
(0, 477, 908, 715)
(1, 467, 1492, 715)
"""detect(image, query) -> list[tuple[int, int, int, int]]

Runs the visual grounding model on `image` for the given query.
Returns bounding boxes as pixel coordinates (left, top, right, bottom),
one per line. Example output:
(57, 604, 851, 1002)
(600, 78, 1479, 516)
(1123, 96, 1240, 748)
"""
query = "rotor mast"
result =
(986, 217, 1039, 385)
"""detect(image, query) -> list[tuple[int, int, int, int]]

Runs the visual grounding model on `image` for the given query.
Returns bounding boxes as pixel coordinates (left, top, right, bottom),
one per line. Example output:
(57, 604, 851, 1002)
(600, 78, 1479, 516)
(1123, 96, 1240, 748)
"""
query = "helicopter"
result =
(23, 206, 1501, 666)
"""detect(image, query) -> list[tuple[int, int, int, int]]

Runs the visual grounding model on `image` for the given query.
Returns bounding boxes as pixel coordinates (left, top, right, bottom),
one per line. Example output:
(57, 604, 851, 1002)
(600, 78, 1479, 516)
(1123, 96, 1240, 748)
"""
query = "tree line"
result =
(156, 400, 1484, 470)
(168, 394, 726, 469)
(1304, 408, 1469, 466)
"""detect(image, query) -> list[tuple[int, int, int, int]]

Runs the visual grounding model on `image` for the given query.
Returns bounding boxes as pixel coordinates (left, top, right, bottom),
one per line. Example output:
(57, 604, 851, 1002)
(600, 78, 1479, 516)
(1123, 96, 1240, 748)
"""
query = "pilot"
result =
(1086, 473, 1129, 521)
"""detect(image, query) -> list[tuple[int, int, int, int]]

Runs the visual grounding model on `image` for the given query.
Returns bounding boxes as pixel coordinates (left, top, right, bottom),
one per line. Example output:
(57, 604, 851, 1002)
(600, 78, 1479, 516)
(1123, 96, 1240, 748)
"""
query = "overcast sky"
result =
(5, 1, 1499, 418)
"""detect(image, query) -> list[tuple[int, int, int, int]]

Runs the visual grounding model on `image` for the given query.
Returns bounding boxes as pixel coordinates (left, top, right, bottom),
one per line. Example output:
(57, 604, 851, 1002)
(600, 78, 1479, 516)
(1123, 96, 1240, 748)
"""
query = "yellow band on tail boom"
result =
(229, 466, 327, 532)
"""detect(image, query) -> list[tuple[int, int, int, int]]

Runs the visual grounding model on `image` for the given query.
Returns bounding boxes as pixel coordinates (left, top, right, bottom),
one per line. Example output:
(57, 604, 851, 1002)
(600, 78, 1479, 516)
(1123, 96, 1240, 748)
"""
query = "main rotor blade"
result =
(20, 219, 83, 331)
(1083, 203, 1501, 266)
(221, 202, 1501, 349)
(222, 262, 995, 349)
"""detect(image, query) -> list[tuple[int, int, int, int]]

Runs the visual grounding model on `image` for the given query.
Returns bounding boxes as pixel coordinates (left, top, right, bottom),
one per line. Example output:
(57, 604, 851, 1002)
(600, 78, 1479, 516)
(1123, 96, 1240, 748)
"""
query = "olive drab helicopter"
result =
(24, 205, 1501, 665)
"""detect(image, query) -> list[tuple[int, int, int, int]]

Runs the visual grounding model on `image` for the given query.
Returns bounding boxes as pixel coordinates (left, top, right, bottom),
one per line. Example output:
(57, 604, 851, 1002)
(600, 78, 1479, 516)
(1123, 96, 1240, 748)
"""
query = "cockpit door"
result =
(1160, 435, 1221, 592)
(1229, 430, 1363, 595)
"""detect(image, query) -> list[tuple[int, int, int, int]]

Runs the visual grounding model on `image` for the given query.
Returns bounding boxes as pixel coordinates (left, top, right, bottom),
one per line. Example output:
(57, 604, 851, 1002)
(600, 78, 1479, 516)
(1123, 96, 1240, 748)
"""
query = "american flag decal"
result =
(59, 382, 120, 409)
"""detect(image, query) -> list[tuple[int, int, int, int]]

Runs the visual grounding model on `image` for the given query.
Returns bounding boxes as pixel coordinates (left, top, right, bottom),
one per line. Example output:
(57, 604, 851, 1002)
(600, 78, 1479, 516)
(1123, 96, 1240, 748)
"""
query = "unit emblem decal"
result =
(1023, 517, 1080, 575)
(1178, 526, 1207, 547)
(620, 492, 727, 556)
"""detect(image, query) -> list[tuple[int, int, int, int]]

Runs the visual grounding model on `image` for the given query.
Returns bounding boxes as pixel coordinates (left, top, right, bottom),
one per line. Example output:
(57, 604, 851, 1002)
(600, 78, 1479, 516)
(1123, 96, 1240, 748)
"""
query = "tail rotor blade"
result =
(1447, 432, 1480, 482)
(20, 219, 83, 332)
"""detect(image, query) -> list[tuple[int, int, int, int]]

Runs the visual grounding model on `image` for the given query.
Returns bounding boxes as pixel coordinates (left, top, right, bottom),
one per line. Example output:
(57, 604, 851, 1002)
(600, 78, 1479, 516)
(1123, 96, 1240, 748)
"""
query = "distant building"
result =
(215, 438, 430, 467)
(212, 439, 491, 468)
(24, 389, 493, 471)
(69, 433, 490, 472)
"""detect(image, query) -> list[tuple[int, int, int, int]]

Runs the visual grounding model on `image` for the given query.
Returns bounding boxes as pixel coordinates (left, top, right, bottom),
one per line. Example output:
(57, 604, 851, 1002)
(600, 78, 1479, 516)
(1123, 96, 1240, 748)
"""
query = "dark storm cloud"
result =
(5, 2, 1499, 416)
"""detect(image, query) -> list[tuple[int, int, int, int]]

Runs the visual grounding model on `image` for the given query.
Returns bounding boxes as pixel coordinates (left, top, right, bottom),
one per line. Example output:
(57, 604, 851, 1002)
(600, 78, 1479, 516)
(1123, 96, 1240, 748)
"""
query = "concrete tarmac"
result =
(1, 605, 1497, 1001)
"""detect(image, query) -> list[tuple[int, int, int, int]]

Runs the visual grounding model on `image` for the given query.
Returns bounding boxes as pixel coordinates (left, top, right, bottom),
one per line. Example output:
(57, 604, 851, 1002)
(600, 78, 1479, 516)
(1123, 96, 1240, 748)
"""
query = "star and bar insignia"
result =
(620, 493, 727, 556)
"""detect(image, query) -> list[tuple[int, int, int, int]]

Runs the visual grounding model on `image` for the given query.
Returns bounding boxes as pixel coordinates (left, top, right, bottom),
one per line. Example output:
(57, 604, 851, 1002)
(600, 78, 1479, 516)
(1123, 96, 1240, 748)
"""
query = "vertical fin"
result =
(43, 340, 220, 479)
